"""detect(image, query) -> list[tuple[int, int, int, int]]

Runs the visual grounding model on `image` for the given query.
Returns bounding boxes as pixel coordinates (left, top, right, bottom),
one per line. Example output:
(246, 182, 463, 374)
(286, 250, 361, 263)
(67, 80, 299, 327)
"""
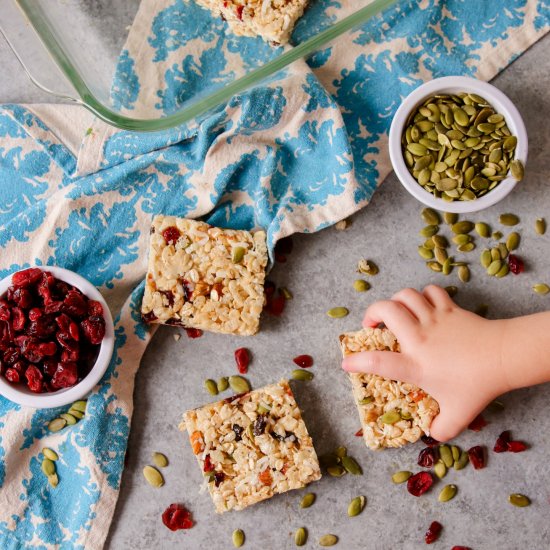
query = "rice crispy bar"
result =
(180, 380, 321, 513)
(339, 328, 439, 450)
(142, 216, 267, 336)
(195, 0, 309, 45)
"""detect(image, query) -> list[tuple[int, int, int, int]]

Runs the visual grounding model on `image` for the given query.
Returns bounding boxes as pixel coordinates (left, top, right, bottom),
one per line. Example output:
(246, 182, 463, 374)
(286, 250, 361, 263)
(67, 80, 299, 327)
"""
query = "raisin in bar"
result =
(339, 328, 439, 450)
(142, 216, 268, 336)
(180, 380, 321, 513)
(195, 0, 309, 45)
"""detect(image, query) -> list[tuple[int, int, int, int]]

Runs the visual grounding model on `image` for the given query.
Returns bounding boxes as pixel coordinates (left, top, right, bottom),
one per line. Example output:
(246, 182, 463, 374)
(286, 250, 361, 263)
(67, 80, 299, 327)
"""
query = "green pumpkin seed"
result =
(153, 452, 169, 468)
(434, 247, 448, 264)
(492, 230, 503, 240)
(452, 234, 472, 246)
(499, 213, 519, 226)
(418, 246, 434, 260)
(445, 286, 458, 297)
(291, 369, 314, 381)
(480, 249, 492, 268)
(205, 379, 218, 396)
(334, 446, 347, 458)
(453, 107, 469, 127)
(280, 287, 293, 300)
(327, 307, 349, 318)
(42, 448, 59, 461)
(48, 473, 59, 488)
(535, 218, 546, 235)
(71, 400, 87, 413)
(407, 143, 428, 156)
(60, 413, 77, 425)
(495, 263, 509, 278)
(506, 232, 520, 251)
(424, 238, 436, 250)
(217, 377, 229, 392)
(439, 445, 454, 468)
(451, 446, 460, 461)
(295, 527, 308, 547)
(232, 247, 246, 264)
(438, 484, 457, 503)
(457, 242, 475, 253)
(341, 456, 362, 476)
(327, 465, 346, 477)
(392, 471, 412, 484)
(475, 222, 491, 238)
(510, 160, 524, 181)
(380, 410, 401, 425)
(432, 235, 448, 248)
(488, 399, 505, 412)
(143, 466, 164, 488)
(454, 451, 469, 470)
(442, 257, 453, 276)
(300, 493, 316, 509)
(533, 284, 550, 295)
(420, 225, 439, 238)
(444, 212, 458, 224)
(353, 279, 370, 292)
(498, 242, 509, 259)
(451, 221, 474, 234)
(358, 396, 374, 405)
(348, 496, 366, 517)
(319, 534, 338, 547)
(47, 418, 67, 433)
(68, 409, 84, 420)
(319, 454, 340, 468)
(228, 375, 251, 393)
(491, 247, 501, 261)
(421, 208, 441, 225)
(434, 461, 447, 479)
(508, 494, 530, 507)
(41, 458, 56, 477)
(357, 259, 379, 276)
(427, 261, 442, 273)
(458, 265, 470, 283)
(487, 260, 502, 276)
(232, 528, 245, 548)
(503, 136, 518, 151)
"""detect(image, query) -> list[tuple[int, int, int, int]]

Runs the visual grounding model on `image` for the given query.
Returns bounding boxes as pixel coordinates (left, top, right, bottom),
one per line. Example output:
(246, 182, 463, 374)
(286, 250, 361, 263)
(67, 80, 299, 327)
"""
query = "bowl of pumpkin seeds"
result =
(389, 76, 528, 213)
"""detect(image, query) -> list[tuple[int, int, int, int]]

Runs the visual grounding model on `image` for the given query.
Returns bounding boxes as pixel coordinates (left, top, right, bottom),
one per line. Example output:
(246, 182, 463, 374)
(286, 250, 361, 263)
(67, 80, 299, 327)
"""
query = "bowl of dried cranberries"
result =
(0, 266, 114, 408)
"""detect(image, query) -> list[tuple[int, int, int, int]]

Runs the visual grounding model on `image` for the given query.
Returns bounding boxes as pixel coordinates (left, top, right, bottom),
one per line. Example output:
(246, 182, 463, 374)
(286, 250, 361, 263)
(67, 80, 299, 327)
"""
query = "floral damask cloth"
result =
(0, 0, 548, 548)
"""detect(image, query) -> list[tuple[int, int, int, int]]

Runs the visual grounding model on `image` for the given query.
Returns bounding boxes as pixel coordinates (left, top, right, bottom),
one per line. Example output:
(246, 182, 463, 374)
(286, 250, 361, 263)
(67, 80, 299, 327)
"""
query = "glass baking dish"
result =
(0, 0, 396, 131)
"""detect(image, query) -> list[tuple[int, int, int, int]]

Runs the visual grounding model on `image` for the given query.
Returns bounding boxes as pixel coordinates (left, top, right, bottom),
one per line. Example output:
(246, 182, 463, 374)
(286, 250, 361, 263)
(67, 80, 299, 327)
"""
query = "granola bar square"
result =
(180, 380, 321, 513)
(142, 216, 268, 336)
(339, 328, 439, 450)
(195, 0, 309, 45)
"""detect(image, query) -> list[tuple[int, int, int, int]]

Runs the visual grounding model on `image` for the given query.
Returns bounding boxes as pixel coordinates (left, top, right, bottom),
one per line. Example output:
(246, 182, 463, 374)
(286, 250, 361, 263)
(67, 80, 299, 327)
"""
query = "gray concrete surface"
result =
(1, 12, 550, 550)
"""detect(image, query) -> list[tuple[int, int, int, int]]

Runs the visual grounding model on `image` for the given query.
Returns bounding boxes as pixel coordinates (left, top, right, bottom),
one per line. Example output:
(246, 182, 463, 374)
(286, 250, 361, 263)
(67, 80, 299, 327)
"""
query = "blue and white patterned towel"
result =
(0, 1, 548, 548)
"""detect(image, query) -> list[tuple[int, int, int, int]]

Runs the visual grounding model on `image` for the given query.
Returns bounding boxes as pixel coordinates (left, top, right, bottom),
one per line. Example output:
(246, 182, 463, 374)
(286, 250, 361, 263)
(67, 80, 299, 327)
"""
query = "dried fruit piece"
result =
(507, 441, 528, 453)
(418, 447, 438, 468)
(508, 254, 524, 274)
(407, 471, 433, 496)
(234, 348, 250, 374)
(493, 431, 511, 453)
(467, 446, 485, 469)
(293, 355, 313, 368)
(185, 328, 203, 338)
(355, 429, 363, 437)
(162, 503, 193, 531)
(421, 435, 439, 447)
(467, 414, 488, 432)
(232, 528, 245, 548)
(425, 521, 442, 544)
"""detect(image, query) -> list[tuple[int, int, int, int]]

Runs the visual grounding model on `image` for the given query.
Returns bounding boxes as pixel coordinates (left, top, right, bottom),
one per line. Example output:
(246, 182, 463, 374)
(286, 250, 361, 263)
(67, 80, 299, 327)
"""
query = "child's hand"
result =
(341, 285, 511, 442)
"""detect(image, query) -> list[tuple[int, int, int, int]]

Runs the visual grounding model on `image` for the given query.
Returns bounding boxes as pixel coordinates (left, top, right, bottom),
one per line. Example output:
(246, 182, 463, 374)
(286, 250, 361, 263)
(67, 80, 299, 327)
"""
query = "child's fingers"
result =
(362, 300, 419, 337)
(342, 350, 420, 386)
(391, 288, 434, 321)
(422, 284, 455, 309)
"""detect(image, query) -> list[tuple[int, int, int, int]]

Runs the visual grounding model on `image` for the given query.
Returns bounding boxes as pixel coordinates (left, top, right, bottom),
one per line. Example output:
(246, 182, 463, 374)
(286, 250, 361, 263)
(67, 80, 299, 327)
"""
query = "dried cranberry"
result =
(236, 4, 244, 20)
(44, 301, 63, 314)
(468, 414, 488, 432)
(203, 454, 214, 473)
(10, 308, 24, 331)
(293, 354, 313, 368)
(28, 308, 42, 321)
(185, 328, 202, 339)
(407, 471, 433, 496)
(69, 321, 80, 341)
(253, 415, 267, 436)
(87, 300, 104, 316)
(3, 347, 21, 365)
(508, 254, 524, 275)
(20, 338, 47, 363)
(451, 547, 472, 550)
(493, 431, 511, 453)
(12, 288, 33, 309)
(28, 316, 57, 339)
(232, 424, 244, 441)
(0, 300, 10, 321)
(418, 447, 439, 468)
(61, 349, 80, 362)
(51, 362, 78, 389)
(12, 360, 27, 373)
(56, 313, 71, 332)
(508, 440, 528, 453)
(425, 521, 442, 544)
(264, 280, 276, 298)
(467, 445, 485, 469)
(5, 367, 20, 383)
(421, 435, 440, 447)
(161, 226, 181, 245)
(37, 272, 55, 303)
(57, 332, 79, 352)
(81, 316, 105, 345)
(141, 311, 157, 323)
(161, 503, 193, 531)
(25, 365, 43, 393)
(12, 268, 43, 288)
(266, 295, 285, 316)
(355, 429, 363, 437)
(63, 290, 87, 317)
(43, 359, 58, 377)
(214, 472, 225, 487)
(234, 348, 250, 374)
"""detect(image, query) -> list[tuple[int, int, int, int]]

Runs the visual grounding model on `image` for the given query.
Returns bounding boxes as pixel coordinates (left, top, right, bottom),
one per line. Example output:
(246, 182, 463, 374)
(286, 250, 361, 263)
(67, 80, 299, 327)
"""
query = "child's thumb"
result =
(427, 411, 465, 442)
(342, 351, 419, 386)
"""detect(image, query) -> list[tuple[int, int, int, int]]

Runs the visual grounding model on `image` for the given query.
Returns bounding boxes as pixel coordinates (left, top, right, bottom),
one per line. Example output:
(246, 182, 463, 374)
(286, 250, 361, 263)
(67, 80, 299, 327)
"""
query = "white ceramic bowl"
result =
(389, 76, 528, 213)
(0, 266, 114, 409)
